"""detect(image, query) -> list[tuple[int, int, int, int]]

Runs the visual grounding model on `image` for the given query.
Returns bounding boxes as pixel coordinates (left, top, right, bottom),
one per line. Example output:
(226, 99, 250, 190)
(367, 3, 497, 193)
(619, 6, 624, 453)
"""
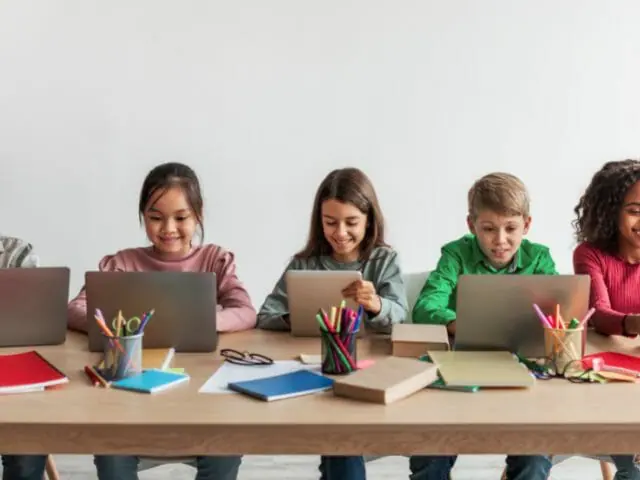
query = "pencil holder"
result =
(320, 330, 358, 375)
(543, 326, 584, 374)
(101, 333, 143, 381)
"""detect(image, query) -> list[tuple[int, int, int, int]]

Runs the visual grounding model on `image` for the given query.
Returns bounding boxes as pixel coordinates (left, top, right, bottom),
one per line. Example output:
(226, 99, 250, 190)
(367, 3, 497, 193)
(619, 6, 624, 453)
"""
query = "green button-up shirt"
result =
(412, 234, 558, 325)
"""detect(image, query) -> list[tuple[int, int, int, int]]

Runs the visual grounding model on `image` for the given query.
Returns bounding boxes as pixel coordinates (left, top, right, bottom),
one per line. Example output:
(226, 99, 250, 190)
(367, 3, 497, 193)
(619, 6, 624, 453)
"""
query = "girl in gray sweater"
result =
(257, 167, 408, 480)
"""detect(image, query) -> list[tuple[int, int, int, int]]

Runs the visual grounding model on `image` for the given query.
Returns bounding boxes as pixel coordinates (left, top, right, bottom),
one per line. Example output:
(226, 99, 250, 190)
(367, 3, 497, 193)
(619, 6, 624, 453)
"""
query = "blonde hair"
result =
(468, 172, 530, 219)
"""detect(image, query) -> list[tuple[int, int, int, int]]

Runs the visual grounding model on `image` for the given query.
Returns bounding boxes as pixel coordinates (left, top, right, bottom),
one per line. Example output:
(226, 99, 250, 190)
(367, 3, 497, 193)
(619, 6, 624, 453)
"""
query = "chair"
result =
(403, 271, 431, 320)
(44, 455, 59, 480)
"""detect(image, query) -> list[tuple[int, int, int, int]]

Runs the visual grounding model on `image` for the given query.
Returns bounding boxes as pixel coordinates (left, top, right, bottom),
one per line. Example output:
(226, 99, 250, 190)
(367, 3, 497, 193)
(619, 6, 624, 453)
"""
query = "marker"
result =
(579, 307, 596, 328)
(532, 304, 552, 328)
(161, 348, 175, 370)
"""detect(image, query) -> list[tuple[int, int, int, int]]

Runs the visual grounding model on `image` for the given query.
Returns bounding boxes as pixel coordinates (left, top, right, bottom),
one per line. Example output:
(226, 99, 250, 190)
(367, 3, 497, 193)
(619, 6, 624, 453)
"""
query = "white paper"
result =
(199, 360, 321, 394)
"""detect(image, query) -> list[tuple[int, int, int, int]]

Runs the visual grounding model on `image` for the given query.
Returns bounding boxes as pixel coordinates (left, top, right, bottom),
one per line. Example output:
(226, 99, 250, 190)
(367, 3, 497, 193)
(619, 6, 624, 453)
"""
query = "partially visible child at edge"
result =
(0, 236, 49, 480)
(67, 162, 256, 480)
(572, 159, 640, 479)
(257, 167, 408, 480)
(410, 173, 554, 480)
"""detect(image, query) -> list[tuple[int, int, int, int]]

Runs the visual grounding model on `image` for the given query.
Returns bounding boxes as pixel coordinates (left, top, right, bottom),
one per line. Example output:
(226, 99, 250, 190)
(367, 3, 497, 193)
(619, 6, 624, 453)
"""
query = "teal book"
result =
(111, 369, 189, 394)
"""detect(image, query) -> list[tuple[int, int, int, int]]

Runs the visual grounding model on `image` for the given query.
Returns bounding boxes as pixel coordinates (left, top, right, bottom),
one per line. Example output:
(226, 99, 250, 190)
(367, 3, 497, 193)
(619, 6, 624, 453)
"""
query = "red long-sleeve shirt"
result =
(573, 242, 640, 337)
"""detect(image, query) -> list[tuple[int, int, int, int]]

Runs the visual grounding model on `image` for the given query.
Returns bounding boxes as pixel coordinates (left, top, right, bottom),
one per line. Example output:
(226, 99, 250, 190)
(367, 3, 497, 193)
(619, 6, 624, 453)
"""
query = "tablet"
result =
(285, 270, 362, 337)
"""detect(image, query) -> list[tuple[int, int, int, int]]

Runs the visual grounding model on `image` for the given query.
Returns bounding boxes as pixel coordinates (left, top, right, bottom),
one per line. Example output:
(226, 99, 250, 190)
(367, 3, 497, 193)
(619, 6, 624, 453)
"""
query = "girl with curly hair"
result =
(573, 159, 640, 479)
(573, 159, 640, 338)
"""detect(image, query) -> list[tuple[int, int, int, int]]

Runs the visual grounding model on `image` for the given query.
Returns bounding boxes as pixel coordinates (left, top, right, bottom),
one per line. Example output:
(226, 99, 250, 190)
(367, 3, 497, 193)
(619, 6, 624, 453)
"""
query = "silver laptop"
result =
(86, 271, 217, 352)
(454, 274, 590, 357)
(285, 270, 362, 337)
(0, 267, 70, 347)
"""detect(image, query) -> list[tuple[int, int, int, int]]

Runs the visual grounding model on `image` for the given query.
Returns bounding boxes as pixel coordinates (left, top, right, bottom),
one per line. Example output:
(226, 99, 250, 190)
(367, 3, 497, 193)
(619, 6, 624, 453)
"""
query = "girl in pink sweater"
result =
(67, 162, 255, 480)
(68, 162, 256, 334)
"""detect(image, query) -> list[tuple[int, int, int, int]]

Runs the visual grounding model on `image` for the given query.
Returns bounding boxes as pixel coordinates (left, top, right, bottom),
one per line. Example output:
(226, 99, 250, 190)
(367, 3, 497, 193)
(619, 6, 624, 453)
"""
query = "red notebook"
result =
(582, 352, 640, 373)
(0, 351, 68, 394)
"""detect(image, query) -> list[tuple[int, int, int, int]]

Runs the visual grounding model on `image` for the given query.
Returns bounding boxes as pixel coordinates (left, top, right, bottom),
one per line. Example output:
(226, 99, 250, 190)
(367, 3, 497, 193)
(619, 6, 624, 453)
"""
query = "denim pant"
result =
(611, 455, 640, 480)
(319, 455, 365, 480)
(409, 455, 551, 480)
(94, 455, 242, 480)
(1, 455, 47, 480)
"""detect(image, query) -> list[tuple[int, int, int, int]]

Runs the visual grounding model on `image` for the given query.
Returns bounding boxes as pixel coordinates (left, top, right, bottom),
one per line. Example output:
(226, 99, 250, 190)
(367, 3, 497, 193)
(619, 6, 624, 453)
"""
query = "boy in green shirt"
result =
(413, 173, 557, 335)
(409, 173, 554, 480)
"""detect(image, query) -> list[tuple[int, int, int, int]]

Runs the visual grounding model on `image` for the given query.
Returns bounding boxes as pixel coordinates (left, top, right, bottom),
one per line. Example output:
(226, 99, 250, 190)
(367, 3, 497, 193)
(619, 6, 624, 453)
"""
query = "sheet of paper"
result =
(299, 354, 321, 364)
(199, 360, 321, 394)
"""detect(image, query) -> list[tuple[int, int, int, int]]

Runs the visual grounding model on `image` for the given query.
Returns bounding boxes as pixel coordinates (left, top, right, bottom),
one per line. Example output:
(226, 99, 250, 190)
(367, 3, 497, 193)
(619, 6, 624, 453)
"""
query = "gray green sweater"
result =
(257, 246, 408, 332)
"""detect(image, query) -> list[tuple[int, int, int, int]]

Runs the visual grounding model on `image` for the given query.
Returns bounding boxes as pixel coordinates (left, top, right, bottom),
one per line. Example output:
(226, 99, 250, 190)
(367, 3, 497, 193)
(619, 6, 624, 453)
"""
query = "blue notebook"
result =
(111, 369, 189, 394)
(228, 369, 333, 401)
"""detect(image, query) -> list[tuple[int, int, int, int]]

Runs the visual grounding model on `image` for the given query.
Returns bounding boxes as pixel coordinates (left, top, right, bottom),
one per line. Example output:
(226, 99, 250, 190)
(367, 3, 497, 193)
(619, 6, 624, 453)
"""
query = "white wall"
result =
(1, 0, 640, 307)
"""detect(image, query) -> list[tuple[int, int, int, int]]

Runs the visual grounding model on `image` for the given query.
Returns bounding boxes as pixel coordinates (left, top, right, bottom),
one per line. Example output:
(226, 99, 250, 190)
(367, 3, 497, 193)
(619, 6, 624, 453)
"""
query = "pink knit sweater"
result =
(68, 244, 256, 333)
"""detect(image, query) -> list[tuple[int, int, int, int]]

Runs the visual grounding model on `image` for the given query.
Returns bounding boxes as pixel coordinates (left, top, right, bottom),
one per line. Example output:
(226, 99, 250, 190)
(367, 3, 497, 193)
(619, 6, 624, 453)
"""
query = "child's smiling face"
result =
(320, 198, 367, 263)
(618, 180, 640, 256)
(143, 186, 198, 259)
(467, 209, 531, 269)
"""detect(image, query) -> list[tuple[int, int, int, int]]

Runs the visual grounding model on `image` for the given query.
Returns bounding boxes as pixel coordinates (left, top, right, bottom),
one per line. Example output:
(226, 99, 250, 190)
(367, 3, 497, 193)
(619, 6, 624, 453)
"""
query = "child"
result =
(67, 162, 256, 480)
(574, 159, 640, 336)
(410, 172, 554, 480)
(573, 159, 640, 479)
(0, 234, 48, 480)
(257, 167, 408, 480)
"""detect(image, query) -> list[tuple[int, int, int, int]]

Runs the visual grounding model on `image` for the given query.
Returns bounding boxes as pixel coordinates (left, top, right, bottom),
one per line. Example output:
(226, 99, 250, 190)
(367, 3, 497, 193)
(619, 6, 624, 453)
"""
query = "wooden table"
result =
(1, 329, 640, 455)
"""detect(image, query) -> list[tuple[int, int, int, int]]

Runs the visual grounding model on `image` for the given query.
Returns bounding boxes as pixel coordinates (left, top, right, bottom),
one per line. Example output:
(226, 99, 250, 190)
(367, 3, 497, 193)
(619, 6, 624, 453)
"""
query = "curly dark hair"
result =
(573, 159, 640, 253)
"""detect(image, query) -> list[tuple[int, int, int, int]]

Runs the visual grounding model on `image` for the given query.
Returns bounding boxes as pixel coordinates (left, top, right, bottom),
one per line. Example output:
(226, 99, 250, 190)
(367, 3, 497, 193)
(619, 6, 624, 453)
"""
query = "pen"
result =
(84, 365, 99, 387)
(136, 309, 155, 334)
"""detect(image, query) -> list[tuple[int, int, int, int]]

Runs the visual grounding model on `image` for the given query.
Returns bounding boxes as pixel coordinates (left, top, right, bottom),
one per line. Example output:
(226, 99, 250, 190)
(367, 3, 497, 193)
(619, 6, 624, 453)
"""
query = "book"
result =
(228, 369, 333, 401)
(111, 369, 189, 394)
(332, 357, 439, 404)
(391, 324, 450, 358)
(0, 351, 68, 394)
(428, 350, 534, 388)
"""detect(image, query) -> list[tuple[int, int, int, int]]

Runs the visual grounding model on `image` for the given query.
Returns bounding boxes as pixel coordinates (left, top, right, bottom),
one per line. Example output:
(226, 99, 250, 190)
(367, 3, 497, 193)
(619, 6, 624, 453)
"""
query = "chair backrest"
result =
(403, 271, 431, 322)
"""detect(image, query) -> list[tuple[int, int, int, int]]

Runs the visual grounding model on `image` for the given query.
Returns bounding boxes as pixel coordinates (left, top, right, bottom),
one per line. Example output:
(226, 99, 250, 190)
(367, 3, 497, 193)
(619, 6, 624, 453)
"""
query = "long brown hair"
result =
(295, 168, 388, 260)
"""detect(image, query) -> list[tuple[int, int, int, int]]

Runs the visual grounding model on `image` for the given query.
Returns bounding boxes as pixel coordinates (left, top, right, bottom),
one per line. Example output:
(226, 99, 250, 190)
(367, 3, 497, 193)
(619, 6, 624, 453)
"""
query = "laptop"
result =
(86, 271, 217, 353)
(0, 267, 70, 347)
(454, 274, 590, 357)
(285, 270, 362, 337)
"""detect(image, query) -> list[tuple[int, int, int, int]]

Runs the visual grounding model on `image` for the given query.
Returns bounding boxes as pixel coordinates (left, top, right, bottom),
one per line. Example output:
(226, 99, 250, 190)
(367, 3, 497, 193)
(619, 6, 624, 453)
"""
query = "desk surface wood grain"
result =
(0, 329, 639, 455)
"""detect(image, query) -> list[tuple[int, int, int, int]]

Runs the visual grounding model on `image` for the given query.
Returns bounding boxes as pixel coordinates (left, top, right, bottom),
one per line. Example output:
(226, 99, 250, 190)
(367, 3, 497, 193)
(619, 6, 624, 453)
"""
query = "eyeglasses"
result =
(220, 348, 274, 366)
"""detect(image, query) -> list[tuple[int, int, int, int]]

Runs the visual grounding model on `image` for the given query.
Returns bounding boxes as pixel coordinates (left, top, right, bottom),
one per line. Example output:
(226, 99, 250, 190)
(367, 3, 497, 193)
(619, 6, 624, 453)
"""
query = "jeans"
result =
(1, 455, 47, 480)
(94, 455, 242, 480)
(611, 455, 640, 480)
(319, 455, 366, 480)
(409, 455, 551, 480)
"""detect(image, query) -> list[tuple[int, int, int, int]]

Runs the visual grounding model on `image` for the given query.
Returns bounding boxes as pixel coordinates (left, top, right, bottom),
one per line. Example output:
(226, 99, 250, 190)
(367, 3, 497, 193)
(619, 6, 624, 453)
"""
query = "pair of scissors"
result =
(220, 348, 274, 366)
(111, 315, 141, 336)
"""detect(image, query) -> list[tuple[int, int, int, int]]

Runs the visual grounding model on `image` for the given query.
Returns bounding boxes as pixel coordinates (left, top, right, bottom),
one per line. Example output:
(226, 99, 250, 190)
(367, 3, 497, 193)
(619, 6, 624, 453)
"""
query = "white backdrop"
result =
(1, 0, 639, 307)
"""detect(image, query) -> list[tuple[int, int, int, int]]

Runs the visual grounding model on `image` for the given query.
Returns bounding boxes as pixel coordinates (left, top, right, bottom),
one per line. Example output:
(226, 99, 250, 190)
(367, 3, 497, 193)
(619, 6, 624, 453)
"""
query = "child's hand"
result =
(342, 280, 381, 314)
(625, 314, 640, 335)
(446, 321, 456, 336)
